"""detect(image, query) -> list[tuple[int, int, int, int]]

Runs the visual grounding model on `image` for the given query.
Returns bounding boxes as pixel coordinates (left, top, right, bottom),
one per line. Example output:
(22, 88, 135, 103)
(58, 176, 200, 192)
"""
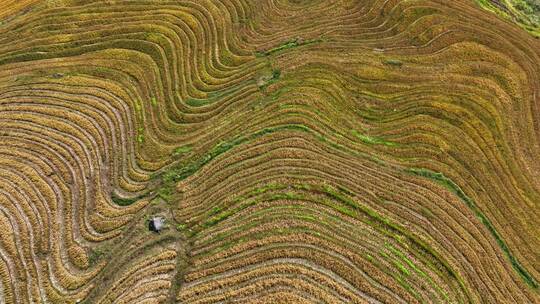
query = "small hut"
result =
(148, 216, 165, 233)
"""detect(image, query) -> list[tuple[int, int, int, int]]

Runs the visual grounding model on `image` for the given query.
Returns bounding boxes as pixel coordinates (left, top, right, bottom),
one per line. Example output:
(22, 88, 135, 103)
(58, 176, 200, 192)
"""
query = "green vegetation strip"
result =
(386, 243, 450, 301)
(407, 168, 538, 289)
(255, 38, 323, 57)
(185, 82, 247, 107)
(172, 145, 192, 156)
(351, 130, 397, 146)
(111, 192, 148, 206)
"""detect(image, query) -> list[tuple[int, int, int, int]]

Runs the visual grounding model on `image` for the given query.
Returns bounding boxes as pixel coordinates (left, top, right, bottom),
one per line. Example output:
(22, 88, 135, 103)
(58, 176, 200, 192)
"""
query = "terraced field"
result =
(0, 0, 539, 303)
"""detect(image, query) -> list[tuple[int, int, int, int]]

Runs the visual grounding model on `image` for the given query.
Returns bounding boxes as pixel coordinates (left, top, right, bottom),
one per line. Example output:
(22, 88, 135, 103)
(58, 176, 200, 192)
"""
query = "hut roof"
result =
(149, 216, 165, 232)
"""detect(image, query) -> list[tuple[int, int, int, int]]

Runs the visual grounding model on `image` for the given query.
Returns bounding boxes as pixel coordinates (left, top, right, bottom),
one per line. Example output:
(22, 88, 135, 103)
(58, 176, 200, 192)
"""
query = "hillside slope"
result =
(0, 0, 539, 303)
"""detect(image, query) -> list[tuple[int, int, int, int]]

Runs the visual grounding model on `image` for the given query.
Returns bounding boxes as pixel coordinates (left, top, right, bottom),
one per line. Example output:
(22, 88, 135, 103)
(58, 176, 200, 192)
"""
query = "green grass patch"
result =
(386, 243, 450, 300)
(134, 100, 143, 118)
(203, 200, 258, 227)
(395, 259, 411, 276)
(185, 82, 247, 107)
(111, 192, 145, 206)
(254, 37, 323, 57)
(172, 145, 192, 156)
(136, 126, 145, 143)
(88, 247, 107, 265)
(185, 97, 211, 107)
(257, 68, 281, 91)
(384, 59, 403, 67)
(351, 130, 397, 146)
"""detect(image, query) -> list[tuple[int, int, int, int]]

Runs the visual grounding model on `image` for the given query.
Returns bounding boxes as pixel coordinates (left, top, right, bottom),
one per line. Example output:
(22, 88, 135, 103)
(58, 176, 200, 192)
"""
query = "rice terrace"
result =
(0, 0, 539, 303)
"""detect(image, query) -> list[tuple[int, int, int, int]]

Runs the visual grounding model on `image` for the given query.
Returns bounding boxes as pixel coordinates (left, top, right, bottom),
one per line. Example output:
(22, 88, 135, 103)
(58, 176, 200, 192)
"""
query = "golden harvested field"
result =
(0, 0, 539, 303)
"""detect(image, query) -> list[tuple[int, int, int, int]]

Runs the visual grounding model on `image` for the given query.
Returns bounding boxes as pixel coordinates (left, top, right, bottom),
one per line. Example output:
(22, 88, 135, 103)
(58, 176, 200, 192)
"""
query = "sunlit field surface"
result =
(0, 0, 539, 303)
